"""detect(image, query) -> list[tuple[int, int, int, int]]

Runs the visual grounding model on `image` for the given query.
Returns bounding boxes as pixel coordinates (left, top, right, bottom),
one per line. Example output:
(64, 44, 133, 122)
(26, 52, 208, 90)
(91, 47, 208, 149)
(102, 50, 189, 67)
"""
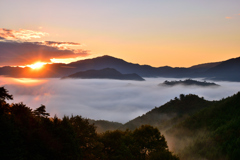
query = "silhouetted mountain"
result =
(189, 61, 221, 72)
(62, 68, 145, 81)
(202, 57, 240, 81)
(0, 55, 240, 81)
(67, 55, 191, 77)
(160, 79, 219, 87)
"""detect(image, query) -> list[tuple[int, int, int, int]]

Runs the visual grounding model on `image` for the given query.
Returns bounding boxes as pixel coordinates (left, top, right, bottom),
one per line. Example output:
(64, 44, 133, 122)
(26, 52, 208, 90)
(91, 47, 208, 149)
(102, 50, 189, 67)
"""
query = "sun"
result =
(27, 62, 46, 69)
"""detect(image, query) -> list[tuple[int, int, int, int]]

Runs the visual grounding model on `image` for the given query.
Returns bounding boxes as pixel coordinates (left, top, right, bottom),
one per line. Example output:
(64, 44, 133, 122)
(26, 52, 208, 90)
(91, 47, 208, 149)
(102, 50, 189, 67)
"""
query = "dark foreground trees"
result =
(99, 125, 179, 160)
(0, 87, 178, 160)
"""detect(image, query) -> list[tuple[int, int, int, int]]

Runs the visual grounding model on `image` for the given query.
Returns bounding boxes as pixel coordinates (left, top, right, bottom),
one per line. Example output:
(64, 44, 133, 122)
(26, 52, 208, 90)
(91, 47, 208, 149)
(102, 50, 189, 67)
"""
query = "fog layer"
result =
(1, 77, 239, 123)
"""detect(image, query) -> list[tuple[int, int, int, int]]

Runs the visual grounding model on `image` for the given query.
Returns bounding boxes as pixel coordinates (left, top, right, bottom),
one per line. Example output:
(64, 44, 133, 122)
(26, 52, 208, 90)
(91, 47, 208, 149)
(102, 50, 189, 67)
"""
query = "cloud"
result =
(0, 41, 90, 66)
(0, 28, 48, 40)
(43, 41, 80, 46)
(225, 16, 233, 19)
(2, 77, 240, 123)
(0, 28, 90, 66)
(39, 41, 81, 50)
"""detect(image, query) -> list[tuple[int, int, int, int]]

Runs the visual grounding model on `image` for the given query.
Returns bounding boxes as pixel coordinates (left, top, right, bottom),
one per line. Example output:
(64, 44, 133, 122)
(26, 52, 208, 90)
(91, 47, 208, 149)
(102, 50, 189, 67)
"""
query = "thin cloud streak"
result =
(0, 28, 48, 40)
(2, 77, 240, 123)
(39, 41, 81, 49)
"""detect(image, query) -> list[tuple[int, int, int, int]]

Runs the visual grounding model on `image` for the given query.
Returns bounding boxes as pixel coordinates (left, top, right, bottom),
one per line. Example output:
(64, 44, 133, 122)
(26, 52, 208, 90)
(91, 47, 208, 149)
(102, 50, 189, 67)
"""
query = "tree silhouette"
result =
(0, 87, 13, 115)
(132, 125, 169, 159)
(33, 104, 50, 118)
(0, 87, 13, 101)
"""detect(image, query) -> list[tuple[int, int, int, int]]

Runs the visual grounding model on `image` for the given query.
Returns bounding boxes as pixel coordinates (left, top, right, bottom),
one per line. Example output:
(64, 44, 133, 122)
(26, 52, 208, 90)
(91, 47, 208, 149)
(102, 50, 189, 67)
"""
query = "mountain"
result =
(202, 56, 240, 81)
(116, 91, 240, 159)
(67, 55, 193, 77)
(0, 55, 240, 81)
(189, 61, 221, 72)
(0, 55, 190, 78)
(62, 68, 145, 81)
(115, 89, 240, 160)
(119, 94, 213, 131)
(167, 92, 240, 160)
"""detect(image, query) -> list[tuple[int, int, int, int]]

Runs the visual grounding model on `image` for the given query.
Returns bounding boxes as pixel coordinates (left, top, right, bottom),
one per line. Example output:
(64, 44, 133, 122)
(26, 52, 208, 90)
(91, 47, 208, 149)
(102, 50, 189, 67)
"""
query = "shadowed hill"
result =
(62, 68, 145, 81)
(166, 92, 240, 160)
(120, 94, 213, 131)
(202, 57, 240, 81)
(189, 61, 221, 72)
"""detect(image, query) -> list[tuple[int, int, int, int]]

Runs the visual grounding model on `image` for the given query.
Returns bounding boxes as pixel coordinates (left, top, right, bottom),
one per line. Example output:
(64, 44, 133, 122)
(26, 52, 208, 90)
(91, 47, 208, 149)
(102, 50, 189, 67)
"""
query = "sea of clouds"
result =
(1, 77, 240, 123)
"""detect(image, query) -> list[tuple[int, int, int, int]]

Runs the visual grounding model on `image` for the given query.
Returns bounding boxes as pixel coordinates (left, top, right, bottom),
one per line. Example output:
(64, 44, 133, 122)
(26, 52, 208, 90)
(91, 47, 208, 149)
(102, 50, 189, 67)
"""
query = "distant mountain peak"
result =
(62, 68, 145, 81)
(94, 55, 123, 60)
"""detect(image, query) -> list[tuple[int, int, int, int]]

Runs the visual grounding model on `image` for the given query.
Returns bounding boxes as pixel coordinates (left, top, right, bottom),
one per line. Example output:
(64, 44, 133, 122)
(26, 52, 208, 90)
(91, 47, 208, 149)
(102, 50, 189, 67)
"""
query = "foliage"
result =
(99, 125, 179, 160)
(88, 119, 123, 133)
(120, 94, 212, 131)
(167, 92, 240, 160)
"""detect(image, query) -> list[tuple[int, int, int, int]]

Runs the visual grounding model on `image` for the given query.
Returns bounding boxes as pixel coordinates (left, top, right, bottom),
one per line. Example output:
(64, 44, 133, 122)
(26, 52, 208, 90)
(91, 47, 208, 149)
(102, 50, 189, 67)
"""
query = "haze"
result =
(2, 77, 240, 123)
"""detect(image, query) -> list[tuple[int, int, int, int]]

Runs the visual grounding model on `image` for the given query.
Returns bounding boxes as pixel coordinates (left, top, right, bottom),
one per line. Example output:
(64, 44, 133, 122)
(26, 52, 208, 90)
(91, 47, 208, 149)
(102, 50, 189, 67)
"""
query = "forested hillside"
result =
(118, 92, 240, 160)
(88, 119, 123, 133)
(167, 92, 240, 160)
(120, 94, 213, 131)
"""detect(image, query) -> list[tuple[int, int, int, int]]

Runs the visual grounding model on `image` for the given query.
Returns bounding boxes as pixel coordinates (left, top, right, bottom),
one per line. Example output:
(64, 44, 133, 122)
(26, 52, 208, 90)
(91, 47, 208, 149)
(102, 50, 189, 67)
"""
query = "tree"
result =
(33, 104, 50, 118)
(0, 87, 13, 101)
(180, 94, 185, 101)
(0, 87, 13, 115)
(99, 130, 133, 160)
(132, 125, 179, 160)
(69, 115, 102, 159)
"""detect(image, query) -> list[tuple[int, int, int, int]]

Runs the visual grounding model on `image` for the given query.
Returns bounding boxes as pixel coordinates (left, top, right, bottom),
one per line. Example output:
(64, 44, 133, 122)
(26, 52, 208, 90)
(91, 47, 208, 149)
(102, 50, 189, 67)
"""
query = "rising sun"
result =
(27, 62, 46, 69)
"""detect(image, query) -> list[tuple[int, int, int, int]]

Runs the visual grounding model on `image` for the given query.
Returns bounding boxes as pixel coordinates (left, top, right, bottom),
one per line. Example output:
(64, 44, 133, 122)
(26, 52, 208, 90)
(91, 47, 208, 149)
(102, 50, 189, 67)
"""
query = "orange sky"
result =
(0, 0, 239, 67)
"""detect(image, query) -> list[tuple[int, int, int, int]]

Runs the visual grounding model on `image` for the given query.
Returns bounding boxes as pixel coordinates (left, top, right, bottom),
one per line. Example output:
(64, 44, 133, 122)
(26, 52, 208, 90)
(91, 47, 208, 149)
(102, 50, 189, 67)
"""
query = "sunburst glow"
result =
(13, 78, 47, 84)
(27, 62, 46, 69)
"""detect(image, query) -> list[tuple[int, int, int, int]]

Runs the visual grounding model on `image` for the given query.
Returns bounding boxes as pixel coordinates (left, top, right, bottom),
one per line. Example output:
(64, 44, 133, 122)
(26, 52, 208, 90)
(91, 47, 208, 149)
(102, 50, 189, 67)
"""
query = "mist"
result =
(1, 76, 240, 123)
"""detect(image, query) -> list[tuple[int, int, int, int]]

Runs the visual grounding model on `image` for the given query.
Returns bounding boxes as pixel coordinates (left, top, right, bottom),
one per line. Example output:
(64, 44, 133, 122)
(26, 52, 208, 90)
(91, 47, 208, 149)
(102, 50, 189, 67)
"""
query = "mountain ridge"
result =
(0, 55, 240, 81)
(62, 68, 145, 81)
(119, 94, 213, 131)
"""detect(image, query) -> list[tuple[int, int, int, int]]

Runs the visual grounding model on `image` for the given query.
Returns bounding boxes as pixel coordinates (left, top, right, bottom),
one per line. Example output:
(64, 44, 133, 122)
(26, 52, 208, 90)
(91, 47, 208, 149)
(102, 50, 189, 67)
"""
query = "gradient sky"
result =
(0, 0, 240, 67)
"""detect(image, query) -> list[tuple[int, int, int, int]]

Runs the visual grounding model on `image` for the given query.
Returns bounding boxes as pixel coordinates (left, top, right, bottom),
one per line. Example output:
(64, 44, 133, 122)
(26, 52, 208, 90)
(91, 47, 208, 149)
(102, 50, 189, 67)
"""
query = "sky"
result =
(2, 77, 240, 123)
(0, 0, 240, 67)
